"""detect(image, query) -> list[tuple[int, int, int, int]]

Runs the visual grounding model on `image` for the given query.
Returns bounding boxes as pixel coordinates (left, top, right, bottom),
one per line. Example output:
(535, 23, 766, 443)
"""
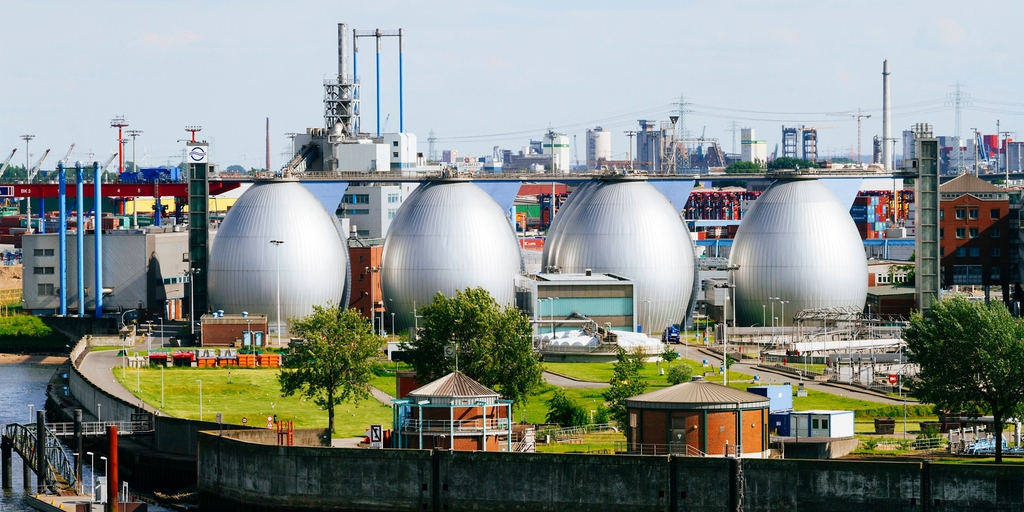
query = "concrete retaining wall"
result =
(68, 353, 144, 423)
(198, 432, 1024, 512)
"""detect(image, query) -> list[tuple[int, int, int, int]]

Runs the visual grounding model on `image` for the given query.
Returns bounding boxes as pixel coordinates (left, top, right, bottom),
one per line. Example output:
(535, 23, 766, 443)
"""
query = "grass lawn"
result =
(519, 383, 609, 426)
(370, 374, 397, 398)
(536, 431, 625, 454)
(114, 367, 393, 438)
(544, 360, 752, 388)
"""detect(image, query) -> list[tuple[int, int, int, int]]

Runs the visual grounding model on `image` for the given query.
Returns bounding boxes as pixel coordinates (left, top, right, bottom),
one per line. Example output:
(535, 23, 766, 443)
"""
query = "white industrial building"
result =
(291, 129, 418, 172)
(543, 130, 571, 173)
(338, 183, 420, 239)
(22, 228, 190, 317)
(741, 128, 767, 165)
(586, 127, 612, 170)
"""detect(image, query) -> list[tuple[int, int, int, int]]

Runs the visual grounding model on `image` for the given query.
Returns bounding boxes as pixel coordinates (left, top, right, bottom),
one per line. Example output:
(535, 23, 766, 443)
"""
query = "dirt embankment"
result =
(0, 353, 67, 365)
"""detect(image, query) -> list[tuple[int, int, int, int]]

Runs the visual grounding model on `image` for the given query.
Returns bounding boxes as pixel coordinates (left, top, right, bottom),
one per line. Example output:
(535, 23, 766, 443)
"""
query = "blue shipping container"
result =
(747, 385, 793, 412)
(769, 412, 791, 436)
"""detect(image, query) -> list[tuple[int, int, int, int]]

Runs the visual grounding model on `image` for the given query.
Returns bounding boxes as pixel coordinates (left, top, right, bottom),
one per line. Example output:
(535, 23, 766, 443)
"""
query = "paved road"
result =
(687, 347, 909, 405)
(543, 371, 609, 389)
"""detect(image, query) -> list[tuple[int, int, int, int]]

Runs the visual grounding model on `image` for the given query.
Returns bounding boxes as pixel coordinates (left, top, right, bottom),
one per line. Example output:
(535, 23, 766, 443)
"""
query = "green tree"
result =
(405, 287, 543, 410)
(766, 157, 818, 170)
(603, 347, 648, 426)
(725, 161, 763, 174)
(278, 304, 383, 433)
(546, 389, 588, 427)
(661, 346, 679, 363)
(903, 296, 1024, 463)
(667, 363, 693, 385)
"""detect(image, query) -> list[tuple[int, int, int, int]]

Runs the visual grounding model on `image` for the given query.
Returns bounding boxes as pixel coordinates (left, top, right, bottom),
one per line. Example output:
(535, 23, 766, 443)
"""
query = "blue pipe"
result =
(399, 46, 404, 133)
(37, 198, 45, 234)
(154, 193, 162, 227)
(93, 162, 102, 319)
(353, 45, 359, 135)
(76, 164, 84, 317)
(58, 163, 67, 316)
(376, 44, 381, 136)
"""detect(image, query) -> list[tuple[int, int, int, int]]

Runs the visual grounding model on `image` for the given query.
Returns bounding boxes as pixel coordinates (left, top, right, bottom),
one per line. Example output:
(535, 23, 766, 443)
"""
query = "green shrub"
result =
(667, 363, 693, 385)
(546, 389, 588, 427)
(661, 347, 679, 363)
(0, 315, 69, 353)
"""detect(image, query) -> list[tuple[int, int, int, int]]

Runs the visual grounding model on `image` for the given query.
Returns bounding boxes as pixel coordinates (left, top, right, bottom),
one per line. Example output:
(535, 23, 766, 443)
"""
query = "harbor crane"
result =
(60, 143, 75, 165)
(27, 149, 50, 183)
(0, 148, 16, 176)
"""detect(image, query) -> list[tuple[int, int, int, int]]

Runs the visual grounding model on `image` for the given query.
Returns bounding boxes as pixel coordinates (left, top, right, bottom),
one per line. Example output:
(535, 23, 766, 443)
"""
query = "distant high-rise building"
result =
(441, 149, 458, 163)
(586, 127, 612, 170)
(740, 128, 767, 165)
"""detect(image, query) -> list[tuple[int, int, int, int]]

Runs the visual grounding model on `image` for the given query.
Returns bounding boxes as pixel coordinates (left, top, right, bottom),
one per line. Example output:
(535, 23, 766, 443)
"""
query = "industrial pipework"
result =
(353, 27, 404, 136)
(93, 162, 103, 319)
(57, 162, 67, 316)
(76, 163, 85, 318)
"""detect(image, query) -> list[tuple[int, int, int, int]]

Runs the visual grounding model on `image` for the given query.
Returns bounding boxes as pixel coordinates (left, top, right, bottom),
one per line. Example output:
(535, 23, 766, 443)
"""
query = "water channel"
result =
(0, 362, 172, 512)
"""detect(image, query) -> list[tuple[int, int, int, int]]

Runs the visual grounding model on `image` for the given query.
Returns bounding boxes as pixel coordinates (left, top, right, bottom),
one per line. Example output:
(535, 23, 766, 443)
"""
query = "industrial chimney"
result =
(882, 60, 891, 170)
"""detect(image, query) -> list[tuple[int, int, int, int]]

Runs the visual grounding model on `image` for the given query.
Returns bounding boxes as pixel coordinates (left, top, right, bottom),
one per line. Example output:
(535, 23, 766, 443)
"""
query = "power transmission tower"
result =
(947, 81, 970, 174)
(572, 134, 579, 170)
(727, 121, 741, 155)
(428, 129, 437, 162)
(676, 93, 693, 167)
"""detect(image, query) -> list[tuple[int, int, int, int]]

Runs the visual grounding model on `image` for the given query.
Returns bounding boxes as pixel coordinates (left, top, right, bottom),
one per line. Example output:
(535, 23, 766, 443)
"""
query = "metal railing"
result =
(613, 441, 707, 457)
(401, 418, 510, 433)
(536, 423, 618, 442)
(46, 418, 153, 437)
(2, 423, 77, 492)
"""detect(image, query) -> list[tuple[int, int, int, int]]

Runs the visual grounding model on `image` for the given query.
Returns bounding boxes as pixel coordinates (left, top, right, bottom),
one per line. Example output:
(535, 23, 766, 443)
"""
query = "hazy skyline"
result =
(3, 1, 1023, 171)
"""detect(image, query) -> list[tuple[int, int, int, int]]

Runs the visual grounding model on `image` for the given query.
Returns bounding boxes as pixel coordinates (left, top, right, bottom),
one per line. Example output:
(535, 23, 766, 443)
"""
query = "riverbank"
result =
(0, 353, 67, 365)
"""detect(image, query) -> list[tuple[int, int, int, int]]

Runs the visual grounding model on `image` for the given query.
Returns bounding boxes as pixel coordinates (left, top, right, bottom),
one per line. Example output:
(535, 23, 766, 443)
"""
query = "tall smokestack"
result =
(882, 60, 891, 170)
(266, 118, 270, 171)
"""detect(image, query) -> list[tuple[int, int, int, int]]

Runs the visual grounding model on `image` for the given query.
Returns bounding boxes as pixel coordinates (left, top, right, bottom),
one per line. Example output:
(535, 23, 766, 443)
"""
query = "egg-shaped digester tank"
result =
(208, 181, 350, 335)
(728, 178, 867, 326)
(381, 180, 522, 331)
(541, 177, 695, 332)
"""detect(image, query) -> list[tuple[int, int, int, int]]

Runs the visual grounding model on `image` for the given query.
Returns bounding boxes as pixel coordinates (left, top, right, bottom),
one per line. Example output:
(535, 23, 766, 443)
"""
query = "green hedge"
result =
(0, 316, 70, 353)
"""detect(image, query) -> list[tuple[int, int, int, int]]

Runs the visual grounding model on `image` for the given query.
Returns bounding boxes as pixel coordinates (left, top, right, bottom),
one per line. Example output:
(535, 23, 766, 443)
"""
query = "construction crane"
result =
(828, 109, 871, 163)
(0, 148, 16, 177)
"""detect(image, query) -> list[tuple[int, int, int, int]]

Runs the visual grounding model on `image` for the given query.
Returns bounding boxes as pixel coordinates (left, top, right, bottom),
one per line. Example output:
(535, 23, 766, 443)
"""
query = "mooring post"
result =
(74, 409, 83, 493)
(22, 454, 31, 491)
(107, 424, 118, 512)
(36, 410, 46, 494)
(1, 435, 12, 490)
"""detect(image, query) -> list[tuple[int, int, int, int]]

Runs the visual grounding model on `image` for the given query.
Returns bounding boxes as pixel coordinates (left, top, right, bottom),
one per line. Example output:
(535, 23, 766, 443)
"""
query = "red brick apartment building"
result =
(349, 244, 383, 320)
(939, 174, 1014, 301)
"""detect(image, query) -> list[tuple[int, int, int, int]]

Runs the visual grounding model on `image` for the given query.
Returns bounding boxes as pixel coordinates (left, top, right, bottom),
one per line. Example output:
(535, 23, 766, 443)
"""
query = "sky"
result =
(3, 0, 1024, 171)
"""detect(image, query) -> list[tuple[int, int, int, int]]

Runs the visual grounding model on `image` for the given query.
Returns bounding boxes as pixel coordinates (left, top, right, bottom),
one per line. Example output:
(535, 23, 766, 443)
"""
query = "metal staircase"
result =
(2, 423, 77, 492)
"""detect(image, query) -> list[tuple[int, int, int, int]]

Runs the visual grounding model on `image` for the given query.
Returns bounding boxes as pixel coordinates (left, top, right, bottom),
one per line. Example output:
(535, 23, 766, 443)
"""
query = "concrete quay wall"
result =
(197, 431, 1024, 512)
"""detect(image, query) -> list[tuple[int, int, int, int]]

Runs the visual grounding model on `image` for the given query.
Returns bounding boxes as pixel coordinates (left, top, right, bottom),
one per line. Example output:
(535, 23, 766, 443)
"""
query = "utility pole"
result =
(727, 121, 741, 155)
(624, 131, 637, 170)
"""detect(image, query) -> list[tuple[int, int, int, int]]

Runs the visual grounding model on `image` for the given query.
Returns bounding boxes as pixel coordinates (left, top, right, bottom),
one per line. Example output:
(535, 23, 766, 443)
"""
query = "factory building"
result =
(542, 130, 571, 173)
(938, 174, 1013, 301)
(290, 129, 418, 172)
(348, 241, 383, 324)
(22, 228, 189, 318)
(740, 128, 767, 165)
(624, 377, 770, 458)
(337, 183, 420, 239)
(520, 272, 636, 336)
(586, 127, 612, 170)
(636, 120, 662, 171)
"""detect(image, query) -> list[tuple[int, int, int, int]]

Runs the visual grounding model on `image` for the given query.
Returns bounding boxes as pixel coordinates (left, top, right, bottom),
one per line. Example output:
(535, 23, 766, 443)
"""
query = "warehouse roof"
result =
(940, 174, 1004, 195)
(625, 378, 770, 410)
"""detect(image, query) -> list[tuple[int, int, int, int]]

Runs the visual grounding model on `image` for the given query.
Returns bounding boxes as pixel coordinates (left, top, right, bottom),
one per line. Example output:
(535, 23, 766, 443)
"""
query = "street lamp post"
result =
(184, 269, 196, 336)
(160, 365, 164, 409)
(196, 379, 203, 421)
(270, 240, 284, 346)
(99, 456, 107, 505)
(768, 297, 778, 345)
(391, 312, 395, 341)
(779, 300, 788, 346)
(86, 451, 95, 501)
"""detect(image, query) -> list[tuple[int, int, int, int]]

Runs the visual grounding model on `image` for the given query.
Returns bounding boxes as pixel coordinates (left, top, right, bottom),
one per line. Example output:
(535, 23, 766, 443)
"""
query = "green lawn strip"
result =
(0, 315, 70, 354)
(113, 367, 392, 438)
(544, 360, 752, 387)
(369, 374, 397, 398)
(535, 432, 625, 454)
(519, 383, 609, 426)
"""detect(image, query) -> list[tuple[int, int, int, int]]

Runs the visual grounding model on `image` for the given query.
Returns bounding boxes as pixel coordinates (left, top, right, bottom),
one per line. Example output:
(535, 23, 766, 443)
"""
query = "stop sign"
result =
(888, 374, 898, 385)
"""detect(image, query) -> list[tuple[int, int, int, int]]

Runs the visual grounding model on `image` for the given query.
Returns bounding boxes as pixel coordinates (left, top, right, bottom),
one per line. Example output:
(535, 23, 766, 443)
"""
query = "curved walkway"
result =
(543, 371, 609, 389)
